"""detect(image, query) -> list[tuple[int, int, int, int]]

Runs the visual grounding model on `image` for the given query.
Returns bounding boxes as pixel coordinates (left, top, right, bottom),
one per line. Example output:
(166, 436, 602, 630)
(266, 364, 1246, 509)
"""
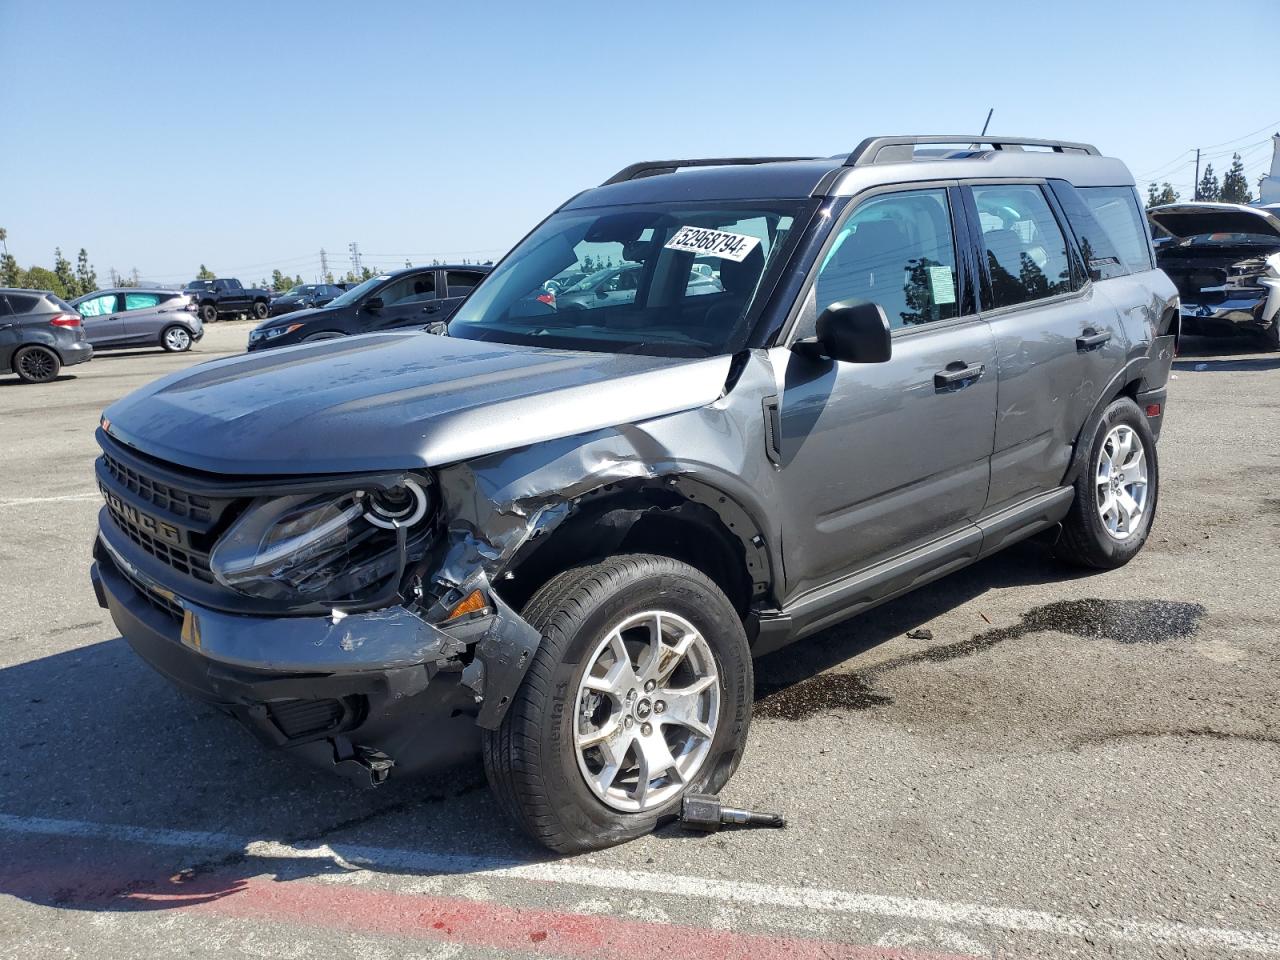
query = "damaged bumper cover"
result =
(91, 533, 541, 783)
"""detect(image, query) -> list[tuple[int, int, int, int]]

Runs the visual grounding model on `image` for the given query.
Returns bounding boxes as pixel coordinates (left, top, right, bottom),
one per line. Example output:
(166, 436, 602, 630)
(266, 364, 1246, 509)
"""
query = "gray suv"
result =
(89, 135, 1177, 853)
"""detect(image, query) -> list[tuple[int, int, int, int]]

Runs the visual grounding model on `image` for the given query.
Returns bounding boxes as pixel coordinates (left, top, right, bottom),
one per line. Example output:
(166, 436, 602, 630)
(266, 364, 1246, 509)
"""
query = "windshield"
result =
(449, 201, 813, 356)
(326, 275, 390, 308)
(1182, 232, 1279, 245)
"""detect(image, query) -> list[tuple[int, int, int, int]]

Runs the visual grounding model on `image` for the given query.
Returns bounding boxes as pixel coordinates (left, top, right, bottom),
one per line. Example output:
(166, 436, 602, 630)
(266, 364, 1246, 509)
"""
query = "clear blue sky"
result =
(2, 0, 1276, 286)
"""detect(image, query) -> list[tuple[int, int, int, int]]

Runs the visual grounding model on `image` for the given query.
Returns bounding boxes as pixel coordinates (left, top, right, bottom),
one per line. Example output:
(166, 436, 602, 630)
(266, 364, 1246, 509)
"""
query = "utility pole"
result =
(319, 248, 329, 281)
(348, 242, 361, 276)
(1193, 148, 1201, 201)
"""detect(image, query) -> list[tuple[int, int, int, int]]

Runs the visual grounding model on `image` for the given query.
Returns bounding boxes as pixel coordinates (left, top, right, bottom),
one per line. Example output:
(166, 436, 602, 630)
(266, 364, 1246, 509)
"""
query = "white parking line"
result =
(1, 812, 1277, 956)
(0, 492, 99, 508)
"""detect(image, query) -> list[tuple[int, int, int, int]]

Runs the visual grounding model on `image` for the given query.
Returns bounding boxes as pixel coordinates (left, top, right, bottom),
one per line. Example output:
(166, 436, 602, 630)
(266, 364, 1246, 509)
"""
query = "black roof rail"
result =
(846, 135, 1101, 167)
(602, 156, 819, 186)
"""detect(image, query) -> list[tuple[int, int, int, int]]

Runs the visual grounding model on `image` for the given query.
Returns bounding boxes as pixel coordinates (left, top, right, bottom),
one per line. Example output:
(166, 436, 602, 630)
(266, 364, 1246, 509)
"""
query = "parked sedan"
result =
(0, 288, 93, 383)
(71, 288, 204, 353)
(268, 283, 345, 317)
(1148, 202, 1280, 350)
(247, 265, 491, 351)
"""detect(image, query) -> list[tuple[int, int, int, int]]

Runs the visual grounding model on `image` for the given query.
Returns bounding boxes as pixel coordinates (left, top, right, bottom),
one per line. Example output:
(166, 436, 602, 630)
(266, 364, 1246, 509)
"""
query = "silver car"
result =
(71, 288, 204, 353)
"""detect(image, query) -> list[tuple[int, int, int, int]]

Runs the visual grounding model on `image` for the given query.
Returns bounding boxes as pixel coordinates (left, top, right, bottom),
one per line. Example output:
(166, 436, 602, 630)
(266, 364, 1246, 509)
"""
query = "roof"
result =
(567, 135, 1135, 209)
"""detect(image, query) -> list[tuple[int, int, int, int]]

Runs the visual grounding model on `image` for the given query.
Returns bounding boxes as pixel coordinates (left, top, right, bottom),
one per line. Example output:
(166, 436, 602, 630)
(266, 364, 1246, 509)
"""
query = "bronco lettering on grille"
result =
(102, 487, 183, 545)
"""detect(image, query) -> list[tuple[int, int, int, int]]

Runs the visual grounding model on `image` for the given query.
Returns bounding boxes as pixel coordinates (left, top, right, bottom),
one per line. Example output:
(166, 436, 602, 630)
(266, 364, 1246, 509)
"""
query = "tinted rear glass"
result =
(5, 293, 43, 314)
(1079, 187, 1153, 273)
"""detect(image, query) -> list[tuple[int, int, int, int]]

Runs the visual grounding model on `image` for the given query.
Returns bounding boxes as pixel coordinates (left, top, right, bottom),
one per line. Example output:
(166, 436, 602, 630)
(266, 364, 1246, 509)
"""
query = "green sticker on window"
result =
(928, 265, 956, 305)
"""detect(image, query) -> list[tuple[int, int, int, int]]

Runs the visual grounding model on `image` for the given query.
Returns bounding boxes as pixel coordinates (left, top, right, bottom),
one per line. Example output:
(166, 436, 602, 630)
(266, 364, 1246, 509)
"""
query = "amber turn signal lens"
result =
(446, 589, 488, 620)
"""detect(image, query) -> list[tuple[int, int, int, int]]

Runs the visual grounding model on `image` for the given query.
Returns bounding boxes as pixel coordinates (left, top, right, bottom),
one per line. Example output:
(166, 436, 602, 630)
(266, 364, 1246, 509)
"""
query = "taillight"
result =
(49, 313, 81, 328)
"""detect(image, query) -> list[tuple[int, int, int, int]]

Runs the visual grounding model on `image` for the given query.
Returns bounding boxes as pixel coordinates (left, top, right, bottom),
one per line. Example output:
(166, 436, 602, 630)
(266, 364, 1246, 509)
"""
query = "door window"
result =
(123, 292, 161, 311)
(815, 188, 960, 329)
(1079, 187, 1153, 274)
(445, 270, 484, 298)
(78, 293, 119, 317)
(378, 273, 435, 305)
(971, 184, 1074, 309)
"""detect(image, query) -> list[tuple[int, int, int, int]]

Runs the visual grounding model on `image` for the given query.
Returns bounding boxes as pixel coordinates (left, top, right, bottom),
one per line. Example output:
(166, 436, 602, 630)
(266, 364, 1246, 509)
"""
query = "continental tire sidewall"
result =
(1078, 399, 1159, 564)
(523, 560, 751, 850)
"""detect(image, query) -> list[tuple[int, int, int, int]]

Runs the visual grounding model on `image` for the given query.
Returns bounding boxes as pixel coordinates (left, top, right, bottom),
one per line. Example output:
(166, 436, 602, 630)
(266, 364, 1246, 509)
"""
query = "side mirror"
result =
(364, 296, 384, 311)
(797, 301, 892, 363)
(595, 288, 608, 300)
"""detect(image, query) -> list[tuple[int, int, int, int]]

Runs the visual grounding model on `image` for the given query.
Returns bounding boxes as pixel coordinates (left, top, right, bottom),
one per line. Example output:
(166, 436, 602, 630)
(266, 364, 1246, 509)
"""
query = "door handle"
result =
(422, 303, 441, 314)
(934, 361, 985, 390)
(1076, 329, 1112, 351)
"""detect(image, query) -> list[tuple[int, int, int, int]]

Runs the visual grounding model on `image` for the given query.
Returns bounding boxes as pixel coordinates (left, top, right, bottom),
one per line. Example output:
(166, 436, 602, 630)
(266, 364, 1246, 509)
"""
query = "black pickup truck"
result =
(182, 278, 272, 323)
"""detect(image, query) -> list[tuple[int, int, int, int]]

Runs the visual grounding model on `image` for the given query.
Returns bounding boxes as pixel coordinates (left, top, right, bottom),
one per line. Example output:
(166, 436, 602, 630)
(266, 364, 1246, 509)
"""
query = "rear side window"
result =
(78, 293, 119, 317)
(1079, 187, 1153, 274)
(445, 270, 484, 298)
(124, 292, 161, 310)
(815, 187, 960, 330)
(971, 184, 1074, 309)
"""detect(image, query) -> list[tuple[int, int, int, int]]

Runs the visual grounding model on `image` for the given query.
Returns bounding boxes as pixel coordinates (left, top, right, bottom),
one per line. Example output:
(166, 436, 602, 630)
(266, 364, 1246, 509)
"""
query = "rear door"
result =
(76, 292, 127, 346)
(773, 184, 998, 600)
(119, 291, 166, 343)
(963, 182, 1129, 512)
(439, 269, 486, 319)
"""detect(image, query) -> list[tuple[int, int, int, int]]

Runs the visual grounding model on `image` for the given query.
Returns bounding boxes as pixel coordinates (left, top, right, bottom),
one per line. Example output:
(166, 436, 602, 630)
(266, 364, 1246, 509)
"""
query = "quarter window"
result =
(816, 188, 960, 329)
(1080, 186, 1153, 274)
(445, 270, 484, 298)
(124, 292, 161, 311)
(78, 293, 119, 317)
(972, 184, 1073, 309)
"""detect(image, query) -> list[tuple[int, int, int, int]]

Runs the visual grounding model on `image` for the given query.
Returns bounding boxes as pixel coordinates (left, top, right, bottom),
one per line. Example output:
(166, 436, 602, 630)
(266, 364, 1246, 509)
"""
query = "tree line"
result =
(1146, 151, 1254, 209)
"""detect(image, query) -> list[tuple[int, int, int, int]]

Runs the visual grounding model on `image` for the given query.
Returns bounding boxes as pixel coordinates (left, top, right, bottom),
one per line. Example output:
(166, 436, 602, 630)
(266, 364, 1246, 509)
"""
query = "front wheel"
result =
(13, 345, 61, 383)
(252, 300, 269, 320)
(483, 554, 752, 853)
(1054, 397, 1158, 569)
(160, 325, 192, 352)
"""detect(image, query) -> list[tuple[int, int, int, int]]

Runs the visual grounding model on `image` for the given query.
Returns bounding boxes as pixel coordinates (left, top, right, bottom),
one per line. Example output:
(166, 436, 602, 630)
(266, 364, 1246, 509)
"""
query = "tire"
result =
(1054, 397, 1158, 569)
(483, 554, 752, 854)
(12, 345, 61, 384)
(302, 331, 343, 342)
(1262, 320, 1280, 353)
(200, 303, 218, 324)
(252, 300, 269, 320)
(160, 324, 193, 352)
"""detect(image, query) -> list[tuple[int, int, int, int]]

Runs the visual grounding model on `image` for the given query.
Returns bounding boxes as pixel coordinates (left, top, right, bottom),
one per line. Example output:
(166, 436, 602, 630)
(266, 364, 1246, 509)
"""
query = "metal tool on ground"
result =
(679, 793, 787, 832)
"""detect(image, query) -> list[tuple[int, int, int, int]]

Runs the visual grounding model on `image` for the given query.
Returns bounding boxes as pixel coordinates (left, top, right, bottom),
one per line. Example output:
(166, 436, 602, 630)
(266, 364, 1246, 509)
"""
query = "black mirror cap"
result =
(364, 296, 384, 310)
(814, 300, 892, 363)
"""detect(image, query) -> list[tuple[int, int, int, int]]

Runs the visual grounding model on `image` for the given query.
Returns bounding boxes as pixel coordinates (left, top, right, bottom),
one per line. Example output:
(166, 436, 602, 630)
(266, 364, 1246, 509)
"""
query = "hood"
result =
(256, 306, 329, 329)
(102, 332, 733, 474)
(1148, 202, 1280, 241)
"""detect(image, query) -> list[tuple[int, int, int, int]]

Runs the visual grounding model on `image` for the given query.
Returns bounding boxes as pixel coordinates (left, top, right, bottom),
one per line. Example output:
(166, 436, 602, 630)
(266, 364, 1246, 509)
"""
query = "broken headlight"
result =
(209, 477, 433, 603)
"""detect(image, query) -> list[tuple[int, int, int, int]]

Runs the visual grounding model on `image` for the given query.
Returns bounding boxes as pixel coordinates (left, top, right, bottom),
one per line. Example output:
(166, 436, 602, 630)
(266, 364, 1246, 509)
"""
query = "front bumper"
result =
(1179, 279, 1280, 335)
(91, 533, 538, 784)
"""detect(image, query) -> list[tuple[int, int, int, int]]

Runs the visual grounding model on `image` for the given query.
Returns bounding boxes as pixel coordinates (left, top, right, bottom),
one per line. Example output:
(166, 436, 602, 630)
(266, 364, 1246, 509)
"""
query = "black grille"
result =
(102, 450, 214, 523)
(267, 698, 347, 739)
(114, 559, 185, 621)
(102, 488, 216, 583)
(1166, 266, 1227, 304)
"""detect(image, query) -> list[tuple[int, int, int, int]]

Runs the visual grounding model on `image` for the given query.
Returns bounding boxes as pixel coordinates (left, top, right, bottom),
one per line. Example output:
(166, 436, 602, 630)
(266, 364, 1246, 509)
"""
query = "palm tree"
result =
(0, 227, 8, 257)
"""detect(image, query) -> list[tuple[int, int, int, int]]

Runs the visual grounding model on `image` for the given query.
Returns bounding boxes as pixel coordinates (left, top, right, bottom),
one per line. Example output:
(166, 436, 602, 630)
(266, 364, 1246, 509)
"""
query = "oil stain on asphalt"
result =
(754, 598, 1207, 721)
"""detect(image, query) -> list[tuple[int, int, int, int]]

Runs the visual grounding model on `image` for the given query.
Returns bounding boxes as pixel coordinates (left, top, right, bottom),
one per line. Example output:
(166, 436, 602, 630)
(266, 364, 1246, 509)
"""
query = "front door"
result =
(368, 270, 439, 330)
(773, 186, 997, 601)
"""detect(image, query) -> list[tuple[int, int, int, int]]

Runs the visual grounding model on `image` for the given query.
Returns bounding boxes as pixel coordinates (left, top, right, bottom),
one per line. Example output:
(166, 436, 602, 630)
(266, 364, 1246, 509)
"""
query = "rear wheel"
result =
(1054, 397, 1158, 569)
(302, 331, 343, 342)
(252, 300, 269, 320)
(483, 554, 752, 853)
(13, 345, 61, 383)
(160, 325, 192, 352)
(200, 303, 218, 324)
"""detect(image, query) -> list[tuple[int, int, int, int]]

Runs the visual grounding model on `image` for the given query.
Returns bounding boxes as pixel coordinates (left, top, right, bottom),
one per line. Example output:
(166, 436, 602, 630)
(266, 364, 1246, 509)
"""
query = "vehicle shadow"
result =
(0, 538, 1088, 916)
(0, 374, 78, 387)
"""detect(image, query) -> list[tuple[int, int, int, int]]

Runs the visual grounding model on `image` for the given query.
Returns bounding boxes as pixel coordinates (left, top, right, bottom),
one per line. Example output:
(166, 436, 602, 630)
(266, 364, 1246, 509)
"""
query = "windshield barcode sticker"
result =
(664, 226, 761, 262)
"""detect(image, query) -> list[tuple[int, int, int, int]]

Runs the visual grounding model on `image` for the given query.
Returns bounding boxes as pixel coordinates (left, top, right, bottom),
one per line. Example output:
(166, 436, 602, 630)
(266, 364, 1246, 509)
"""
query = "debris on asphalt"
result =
(905, 628, 933, 641)
(679, 793, 787, 832)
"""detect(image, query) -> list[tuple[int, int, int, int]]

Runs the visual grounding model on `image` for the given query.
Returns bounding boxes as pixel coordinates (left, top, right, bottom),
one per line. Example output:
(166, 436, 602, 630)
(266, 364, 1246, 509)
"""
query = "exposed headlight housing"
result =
(209, 478, 433, 604)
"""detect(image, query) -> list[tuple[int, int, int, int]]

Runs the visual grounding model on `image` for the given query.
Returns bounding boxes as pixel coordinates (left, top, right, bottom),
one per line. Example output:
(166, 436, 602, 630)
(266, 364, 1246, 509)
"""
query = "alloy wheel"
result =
(573, 610, 720, 813)
(164, 327, 191, 351)
(1095, 424, 1149, 540)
